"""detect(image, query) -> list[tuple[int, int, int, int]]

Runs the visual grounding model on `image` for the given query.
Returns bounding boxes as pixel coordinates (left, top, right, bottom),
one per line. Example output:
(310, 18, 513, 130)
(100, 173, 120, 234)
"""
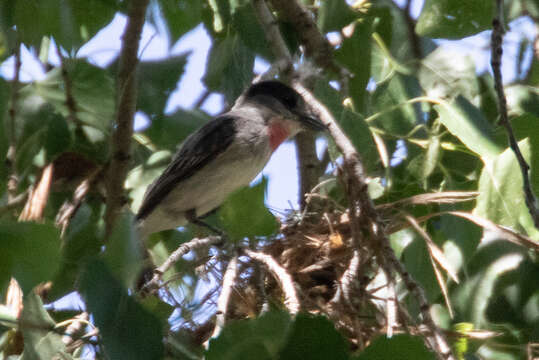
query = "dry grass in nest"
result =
(221, 209, 389, 351)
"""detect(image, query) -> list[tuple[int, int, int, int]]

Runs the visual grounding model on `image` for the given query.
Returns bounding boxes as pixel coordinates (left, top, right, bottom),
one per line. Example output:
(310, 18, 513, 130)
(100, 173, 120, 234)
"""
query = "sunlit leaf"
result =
(416, 0, 493, 39)
(160, 0, 203, 43)
(317, 0, 358, 33)
(436, 96, 503, 159)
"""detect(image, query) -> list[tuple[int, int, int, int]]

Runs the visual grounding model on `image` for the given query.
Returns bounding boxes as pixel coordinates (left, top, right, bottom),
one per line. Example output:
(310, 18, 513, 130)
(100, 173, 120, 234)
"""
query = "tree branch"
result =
(294, 83, 454, 360)
(210, 255, 238, 339)
(267, 0, 336, 73)
(243, 249, 300, 314)
(140, 236, 222, 295)
(55, 45, 82, 126)
(104, 0, 150, 237)
(491, 0, 539, 229)
(7, 43, 22, 202)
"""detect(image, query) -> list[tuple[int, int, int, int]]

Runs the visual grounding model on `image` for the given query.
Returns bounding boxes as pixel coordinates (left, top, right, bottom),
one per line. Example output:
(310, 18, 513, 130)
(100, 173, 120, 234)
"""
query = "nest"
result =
(180, 208, 394, 351)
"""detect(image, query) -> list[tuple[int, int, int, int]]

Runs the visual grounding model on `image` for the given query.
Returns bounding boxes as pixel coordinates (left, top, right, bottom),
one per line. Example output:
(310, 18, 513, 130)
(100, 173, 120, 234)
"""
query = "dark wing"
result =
(136, 115, 236, 221)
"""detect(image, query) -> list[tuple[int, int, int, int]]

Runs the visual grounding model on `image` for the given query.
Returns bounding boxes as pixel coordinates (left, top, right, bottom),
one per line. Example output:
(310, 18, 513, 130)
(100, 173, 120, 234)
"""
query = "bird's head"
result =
(238, 80, 326, 132)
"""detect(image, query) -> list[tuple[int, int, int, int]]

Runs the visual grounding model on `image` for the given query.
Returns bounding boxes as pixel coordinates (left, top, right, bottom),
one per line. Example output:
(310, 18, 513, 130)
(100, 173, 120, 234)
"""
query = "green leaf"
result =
(452, 240, 528, 327)
(44, 112, 71, 160)
(416, 0, 494, 39)
(2, 0, 117, 49)
(0, 221, 61, 294)
(436, 96, 503, 159)
(218, 177, 278, 242)
(317, 0, 358, 33)
(474, 139, 539, 239)
(339, 109, 378, 173)
(505, 84, 539, 118)
(370, 74, 421, 136)
(49, 202, 101, 301)
(355, 334, 435, 360)
(278, 313, 349, 360)
(104, 211, 144, 289)
(232, 3, 272, 59)
(80, 258, 164, 360)
(207, 310, 291, 360)
(137, 54, 189, 116)
(144, 109, 210, 152)
(127, 150, 172, 213)
(203, 34, 255, 103)
(402, 235, 440, 303)
(160, 0, 203, 43)
(419, 46, 478, 100)
(335, 17, 373, 113)
(20, 292, 71, 360)
(34, 59, 114, 134)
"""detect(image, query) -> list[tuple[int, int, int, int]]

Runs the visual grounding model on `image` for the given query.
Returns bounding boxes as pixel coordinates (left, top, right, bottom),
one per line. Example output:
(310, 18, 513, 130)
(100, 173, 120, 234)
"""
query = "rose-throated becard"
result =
(135, 80, 325, 239)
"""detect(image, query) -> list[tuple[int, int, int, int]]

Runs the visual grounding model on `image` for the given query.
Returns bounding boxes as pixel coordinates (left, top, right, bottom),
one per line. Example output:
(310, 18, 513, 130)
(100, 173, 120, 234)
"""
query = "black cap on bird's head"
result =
(242, 80, 326, 132)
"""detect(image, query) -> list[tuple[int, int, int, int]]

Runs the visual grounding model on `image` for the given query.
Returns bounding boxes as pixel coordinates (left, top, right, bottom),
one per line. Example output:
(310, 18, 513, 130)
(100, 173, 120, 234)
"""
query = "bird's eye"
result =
(282, 95, 297, 108)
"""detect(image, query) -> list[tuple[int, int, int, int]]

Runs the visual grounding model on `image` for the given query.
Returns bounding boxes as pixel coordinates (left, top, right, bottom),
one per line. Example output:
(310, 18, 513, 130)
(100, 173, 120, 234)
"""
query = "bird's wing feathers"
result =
(136, 115, 236, 221)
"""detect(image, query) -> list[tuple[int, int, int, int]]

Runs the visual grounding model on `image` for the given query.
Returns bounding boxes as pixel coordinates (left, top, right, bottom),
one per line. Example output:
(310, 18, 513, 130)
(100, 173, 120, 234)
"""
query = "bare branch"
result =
(104, 0, 150, 237)
(491, 0, 539, 229)
(7, 42, 22, 202)
(55, 166, 105, 237)
(243, 249, 300, 314)
(140, 236, 222, 295)
(55, 45, 82, 126)
(329, 249, 360, 306)
(210, 255, 238, 339)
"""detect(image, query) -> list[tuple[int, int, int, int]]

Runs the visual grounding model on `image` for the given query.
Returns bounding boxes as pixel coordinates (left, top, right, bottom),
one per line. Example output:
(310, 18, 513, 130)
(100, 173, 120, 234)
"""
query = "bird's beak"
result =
(294, 110, 327, 132)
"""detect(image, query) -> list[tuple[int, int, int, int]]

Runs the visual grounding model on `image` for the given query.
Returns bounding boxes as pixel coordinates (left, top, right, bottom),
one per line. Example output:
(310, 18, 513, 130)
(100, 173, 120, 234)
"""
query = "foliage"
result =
(0, 0, 538, 359)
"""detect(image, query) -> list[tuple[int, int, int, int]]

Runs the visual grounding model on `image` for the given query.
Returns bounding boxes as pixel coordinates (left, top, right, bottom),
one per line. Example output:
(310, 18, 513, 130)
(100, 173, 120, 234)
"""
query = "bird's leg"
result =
(185, 209, 226, 239)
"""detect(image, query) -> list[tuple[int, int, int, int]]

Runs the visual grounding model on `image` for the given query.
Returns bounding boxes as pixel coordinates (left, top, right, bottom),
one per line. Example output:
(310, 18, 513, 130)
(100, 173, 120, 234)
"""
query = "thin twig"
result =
(0, 190, 28, 216)
(140, 236, 222, 295)
(491, 0, 539, 229)
(55, 166, 105, 237)
(243, 249, 300, 314)
(210, 255, 238, 340)
(55, 45, 82, 126)
(104, 0, 150, 238)
(7, 42, 22, 202)
(329, 249, 360, 306)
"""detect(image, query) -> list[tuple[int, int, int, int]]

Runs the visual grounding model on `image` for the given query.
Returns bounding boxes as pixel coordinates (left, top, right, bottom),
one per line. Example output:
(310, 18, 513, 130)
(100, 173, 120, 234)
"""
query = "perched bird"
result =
(135, 80, 326, 238)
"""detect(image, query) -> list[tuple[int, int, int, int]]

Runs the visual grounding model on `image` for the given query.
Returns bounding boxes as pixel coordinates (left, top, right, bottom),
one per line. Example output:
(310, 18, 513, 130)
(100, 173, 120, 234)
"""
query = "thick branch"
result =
(491, 0, 539, 229)
(104, 0, 149, 237)
(295, 83, 454, 360)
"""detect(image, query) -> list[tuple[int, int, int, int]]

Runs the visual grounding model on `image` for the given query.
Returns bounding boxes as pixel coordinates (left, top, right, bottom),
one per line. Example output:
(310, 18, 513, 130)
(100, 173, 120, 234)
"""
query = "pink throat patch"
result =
(269, 121, 290, 151)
